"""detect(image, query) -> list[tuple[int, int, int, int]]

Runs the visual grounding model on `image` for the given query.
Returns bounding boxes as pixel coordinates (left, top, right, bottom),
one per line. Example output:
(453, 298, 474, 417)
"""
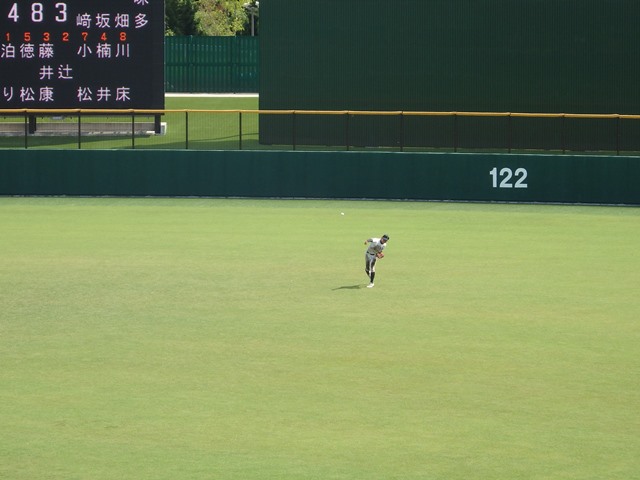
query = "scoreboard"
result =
(0, 0, 164, 109)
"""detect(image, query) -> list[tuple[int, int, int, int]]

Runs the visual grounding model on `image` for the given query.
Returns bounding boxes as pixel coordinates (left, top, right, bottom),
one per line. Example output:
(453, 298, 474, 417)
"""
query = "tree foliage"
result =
(165, 0, 198, 36)
(166, 0, 257, 36)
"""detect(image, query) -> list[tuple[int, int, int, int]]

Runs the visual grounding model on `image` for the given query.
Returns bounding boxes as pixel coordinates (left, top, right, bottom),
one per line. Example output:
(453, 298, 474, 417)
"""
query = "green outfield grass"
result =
(1, 197, 639, 479)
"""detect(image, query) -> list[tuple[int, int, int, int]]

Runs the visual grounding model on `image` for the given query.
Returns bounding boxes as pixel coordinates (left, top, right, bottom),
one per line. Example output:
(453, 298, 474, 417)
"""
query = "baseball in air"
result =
(341, 212, 345, 215)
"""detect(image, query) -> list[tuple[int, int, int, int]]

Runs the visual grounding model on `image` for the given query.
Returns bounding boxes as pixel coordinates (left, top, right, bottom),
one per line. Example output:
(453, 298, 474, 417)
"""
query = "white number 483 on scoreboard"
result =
(8, 2, 68, 23)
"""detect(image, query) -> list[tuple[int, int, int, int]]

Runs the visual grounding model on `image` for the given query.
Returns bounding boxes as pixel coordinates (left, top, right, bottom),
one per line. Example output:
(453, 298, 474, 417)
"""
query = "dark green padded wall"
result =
(1, 150, 639, 205)
(259, 0, 640, 149)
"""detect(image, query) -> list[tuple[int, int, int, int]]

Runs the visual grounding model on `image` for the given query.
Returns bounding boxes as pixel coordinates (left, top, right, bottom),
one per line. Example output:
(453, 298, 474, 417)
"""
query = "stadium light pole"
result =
(243, 1, 259, 36)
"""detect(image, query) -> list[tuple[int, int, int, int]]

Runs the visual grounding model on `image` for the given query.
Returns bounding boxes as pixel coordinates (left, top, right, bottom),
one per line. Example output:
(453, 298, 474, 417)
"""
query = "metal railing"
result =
(1, 109, 640, 155)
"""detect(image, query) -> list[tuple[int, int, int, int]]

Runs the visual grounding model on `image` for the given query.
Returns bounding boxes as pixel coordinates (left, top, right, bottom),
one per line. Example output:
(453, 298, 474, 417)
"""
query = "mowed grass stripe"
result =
(1, 198, 639, 479)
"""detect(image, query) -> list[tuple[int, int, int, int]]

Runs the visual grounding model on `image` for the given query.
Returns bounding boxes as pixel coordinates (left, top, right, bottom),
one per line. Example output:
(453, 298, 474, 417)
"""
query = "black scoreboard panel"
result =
(0, 0, 164, 109)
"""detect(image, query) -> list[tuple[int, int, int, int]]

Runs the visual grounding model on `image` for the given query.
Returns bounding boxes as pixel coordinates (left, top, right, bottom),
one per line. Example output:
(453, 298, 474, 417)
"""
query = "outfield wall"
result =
(260, 0, 640, 150)
(0, 150, 638, 205)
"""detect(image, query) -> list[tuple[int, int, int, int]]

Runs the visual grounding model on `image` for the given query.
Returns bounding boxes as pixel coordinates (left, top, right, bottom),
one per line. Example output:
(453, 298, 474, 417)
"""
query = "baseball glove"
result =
(376, 252, 384, 259)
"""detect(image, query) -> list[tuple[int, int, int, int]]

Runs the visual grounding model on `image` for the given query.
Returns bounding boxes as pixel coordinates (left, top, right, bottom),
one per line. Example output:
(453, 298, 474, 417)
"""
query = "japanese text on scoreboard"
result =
(0, 0, 164, 109)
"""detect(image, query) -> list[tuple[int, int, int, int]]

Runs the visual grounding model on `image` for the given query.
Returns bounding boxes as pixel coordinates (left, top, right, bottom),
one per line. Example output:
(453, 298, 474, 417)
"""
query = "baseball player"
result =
(364, 234, 389, 288)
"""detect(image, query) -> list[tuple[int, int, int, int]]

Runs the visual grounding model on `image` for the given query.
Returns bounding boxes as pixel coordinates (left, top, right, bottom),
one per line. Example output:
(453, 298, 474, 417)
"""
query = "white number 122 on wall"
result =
(490, 167, 528, 188)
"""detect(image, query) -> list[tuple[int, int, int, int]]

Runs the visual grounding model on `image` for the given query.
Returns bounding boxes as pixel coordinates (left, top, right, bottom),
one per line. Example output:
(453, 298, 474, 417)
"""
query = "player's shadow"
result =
(332, 284, 364, 290)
